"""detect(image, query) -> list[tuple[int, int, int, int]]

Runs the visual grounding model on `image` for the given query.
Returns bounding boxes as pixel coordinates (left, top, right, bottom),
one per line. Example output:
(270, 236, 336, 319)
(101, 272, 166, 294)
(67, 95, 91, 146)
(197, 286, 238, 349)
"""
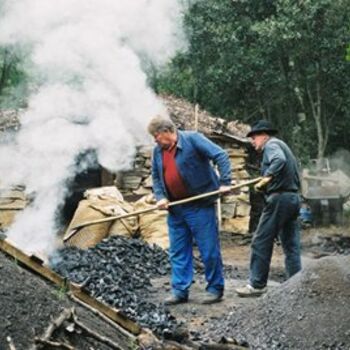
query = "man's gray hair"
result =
(147, 115, 176, 135)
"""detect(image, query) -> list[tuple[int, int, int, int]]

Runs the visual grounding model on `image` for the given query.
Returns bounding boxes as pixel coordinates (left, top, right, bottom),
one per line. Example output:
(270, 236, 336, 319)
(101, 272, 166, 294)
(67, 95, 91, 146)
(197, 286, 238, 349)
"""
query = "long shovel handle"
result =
(64, 177, 262, 242)
(169, 176, 262, 206)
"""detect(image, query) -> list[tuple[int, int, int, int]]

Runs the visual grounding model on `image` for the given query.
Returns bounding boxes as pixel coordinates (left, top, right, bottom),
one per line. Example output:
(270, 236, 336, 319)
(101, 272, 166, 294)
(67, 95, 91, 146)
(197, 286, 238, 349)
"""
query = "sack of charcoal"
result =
(64, 186, 138, 249)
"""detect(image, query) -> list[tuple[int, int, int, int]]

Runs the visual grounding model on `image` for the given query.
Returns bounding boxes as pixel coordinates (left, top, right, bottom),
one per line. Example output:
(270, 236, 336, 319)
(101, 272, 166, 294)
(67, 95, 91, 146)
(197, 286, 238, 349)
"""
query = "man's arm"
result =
(190, 132, 232, 186)
(151, 149, 167, 201)
(263, 141, 286, 177)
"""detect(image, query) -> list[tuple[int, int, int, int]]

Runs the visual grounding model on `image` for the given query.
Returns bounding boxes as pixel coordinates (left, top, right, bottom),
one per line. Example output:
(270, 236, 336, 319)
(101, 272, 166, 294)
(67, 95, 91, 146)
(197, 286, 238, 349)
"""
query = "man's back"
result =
(262, 137, 300, 194)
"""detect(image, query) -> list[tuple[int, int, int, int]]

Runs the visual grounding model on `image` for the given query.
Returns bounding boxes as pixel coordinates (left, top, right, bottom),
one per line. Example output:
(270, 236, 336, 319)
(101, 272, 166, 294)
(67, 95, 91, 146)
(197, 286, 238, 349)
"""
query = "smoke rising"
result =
(0, 0, 186, 256)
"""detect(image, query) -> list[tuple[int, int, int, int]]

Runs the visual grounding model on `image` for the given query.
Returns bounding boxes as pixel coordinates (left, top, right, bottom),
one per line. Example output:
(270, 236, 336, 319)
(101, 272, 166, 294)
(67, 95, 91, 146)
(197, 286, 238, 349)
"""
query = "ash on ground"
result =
(0, 250, 134, 350)
(204, 256, 350, 350)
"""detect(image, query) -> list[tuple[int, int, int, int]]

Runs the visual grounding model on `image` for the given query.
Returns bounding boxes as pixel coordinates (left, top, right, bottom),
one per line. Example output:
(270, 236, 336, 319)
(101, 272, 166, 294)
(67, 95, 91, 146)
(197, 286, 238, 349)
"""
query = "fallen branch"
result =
(42, 308, 74, 340)
(72, 310, 124, 350)
(70, 294, 136, 341)
(33, 308, 74, 350)
(6, 336, 17, 350)
(199, 342, 248, 350)
(162, 339, 195, 350)
(34, 339, 75, 350)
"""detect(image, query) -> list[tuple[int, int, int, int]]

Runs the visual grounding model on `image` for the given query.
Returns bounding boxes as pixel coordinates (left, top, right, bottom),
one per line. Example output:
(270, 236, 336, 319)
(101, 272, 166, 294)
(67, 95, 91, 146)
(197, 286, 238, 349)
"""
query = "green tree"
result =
(156, 0, 350, 162)
(254, 0, 350, 159)
(0, 47, 27, 108)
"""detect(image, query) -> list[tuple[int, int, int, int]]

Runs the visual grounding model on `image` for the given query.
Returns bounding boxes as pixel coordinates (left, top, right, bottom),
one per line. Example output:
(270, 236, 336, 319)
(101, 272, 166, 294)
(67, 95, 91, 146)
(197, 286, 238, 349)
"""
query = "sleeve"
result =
(263, 141, 286, 177)
(151, 149, 167, 201)
(190, 132, 232, 186)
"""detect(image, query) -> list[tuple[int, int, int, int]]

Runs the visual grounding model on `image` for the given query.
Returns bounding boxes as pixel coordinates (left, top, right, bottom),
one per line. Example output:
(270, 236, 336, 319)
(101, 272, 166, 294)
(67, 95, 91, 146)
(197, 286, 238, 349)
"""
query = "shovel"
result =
(63, 176, 263, 243)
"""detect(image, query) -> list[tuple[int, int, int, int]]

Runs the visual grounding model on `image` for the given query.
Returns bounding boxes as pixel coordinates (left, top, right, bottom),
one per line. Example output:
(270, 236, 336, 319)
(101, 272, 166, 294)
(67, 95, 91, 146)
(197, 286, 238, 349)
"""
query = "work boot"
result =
(201, 292, 223, 304)
(164, 295, 188, 306)
(235, 284, 267, 297)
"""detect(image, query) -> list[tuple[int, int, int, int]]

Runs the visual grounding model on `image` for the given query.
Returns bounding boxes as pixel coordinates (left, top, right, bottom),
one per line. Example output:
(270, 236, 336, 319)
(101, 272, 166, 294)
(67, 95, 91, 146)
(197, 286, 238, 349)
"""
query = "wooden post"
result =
(217, 195, 222, 231)
(194, 103, 199, 131)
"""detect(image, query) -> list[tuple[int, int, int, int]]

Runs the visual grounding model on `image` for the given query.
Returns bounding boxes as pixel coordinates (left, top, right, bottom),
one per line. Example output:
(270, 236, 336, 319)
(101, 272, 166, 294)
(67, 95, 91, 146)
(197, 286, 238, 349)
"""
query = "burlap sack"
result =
(135, 194, 169, 249)
(64, 199, 112, 249)
(0, 188, 27, 230)
(84, 186, 124, 202)
(91, 200, 138, 238)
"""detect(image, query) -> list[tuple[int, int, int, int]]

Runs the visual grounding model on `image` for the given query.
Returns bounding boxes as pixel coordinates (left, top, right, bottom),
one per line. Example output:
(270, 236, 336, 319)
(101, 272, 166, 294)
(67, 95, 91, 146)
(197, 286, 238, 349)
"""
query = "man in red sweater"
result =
(148, 115, 232, 305)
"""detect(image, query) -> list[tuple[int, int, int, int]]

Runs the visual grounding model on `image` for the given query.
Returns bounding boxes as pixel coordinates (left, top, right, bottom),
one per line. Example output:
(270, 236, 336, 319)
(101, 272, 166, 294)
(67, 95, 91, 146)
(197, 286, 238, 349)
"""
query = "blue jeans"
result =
(249, 192, 301, 288)
(167, 203, 224, 299)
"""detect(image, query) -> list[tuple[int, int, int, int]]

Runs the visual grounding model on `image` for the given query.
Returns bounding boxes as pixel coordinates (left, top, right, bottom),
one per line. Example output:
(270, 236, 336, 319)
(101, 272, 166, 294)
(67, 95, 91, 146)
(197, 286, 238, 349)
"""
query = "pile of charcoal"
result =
(318, 235, 350, 255)
(49, 236, 178, 336)
(309, 234, 350, 256)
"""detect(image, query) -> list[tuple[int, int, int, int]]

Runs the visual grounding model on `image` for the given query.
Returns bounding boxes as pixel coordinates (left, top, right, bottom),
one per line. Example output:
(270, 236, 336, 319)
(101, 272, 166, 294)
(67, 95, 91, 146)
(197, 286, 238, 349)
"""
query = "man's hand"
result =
(219, 185, 232, 194)
(156, 198, 169, 210)
(254, 176, 272, 192)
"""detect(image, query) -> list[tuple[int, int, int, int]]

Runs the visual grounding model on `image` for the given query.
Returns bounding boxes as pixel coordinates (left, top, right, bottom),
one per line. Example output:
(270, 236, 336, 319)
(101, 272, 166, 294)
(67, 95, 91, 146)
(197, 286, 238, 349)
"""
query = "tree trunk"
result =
(306, 63, 327, 162)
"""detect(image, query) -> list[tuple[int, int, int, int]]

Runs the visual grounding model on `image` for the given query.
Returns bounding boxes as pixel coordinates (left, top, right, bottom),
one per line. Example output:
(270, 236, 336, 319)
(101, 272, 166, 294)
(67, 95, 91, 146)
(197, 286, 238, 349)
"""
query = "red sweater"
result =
(162, 144, 189, 200)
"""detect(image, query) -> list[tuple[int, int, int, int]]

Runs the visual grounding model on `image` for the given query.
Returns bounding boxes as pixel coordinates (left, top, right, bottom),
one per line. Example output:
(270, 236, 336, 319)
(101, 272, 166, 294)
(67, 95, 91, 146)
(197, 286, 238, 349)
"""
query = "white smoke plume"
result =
(0, 0, 186, 256)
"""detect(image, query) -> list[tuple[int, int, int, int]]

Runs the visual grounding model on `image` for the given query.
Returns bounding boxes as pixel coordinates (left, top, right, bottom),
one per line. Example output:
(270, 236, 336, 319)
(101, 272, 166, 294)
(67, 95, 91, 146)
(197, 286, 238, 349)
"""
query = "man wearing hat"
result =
(236, 120, 301, 297)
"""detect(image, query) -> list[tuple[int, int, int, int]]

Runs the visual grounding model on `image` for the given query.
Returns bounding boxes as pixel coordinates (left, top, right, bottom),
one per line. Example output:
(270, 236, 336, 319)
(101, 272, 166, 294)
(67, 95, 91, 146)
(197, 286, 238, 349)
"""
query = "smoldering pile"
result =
(50, 236, 178, 336)
(204, 256, 350, 349)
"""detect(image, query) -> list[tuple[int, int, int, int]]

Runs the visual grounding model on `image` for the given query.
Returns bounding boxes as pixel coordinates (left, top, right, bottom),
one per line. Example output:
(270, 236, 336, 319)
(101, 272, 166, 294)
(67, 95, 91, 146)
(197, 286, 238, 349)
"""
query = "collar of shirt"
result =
(175, 131, 183, 150)
(164, 141, 177, 154)
(262, 136, 276, 151)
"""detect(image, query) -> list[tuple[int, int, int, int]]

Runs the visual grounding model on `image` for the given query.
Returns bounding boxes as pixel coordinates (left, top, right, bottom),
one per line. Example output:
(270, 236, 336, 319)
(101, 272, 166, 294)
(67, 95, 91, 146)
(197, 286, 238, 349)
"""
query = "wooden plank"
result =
(0, 237, 64, 286)
(0, 236, 141, 335)
(70, 284, 141, 335)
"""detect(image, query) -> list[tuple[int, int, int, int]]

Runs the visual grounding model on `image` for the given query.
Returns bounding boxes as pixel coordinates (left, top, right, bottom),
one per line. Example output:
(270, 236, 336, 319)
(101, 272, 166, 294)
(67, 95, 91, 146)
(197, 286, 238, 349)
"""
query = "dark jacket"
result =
(262, 137, 300, 194)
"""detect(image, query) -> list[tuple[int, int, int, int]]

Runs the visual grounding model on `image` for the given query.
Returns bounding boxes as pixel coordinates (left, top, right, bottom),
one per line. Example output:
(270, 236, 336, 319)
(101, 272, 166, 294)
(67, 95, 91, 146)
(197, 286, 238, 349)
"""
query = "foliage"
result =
(155, 0, 350, 162)
(0, 46, 28, 108)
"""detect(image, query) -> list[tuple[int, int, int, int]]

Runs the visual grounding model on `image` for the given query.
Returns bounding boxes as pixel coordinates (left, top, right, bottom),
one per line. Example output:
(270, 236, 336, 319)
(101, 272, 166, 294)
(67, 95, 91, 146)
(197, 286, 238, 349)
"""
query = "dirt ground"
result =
(147, 228, 350, 347)
(1, 226, 350, 349)
(146, 232, 288, 342)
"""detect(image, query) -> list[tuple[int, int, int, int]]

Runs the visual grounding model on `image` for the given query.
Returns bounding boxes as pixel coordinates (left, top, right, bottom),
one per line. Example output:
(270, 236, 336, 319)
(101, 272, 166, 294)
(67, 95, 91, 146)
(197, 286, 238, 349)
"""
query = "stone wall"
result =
(115, 140, 252, 235)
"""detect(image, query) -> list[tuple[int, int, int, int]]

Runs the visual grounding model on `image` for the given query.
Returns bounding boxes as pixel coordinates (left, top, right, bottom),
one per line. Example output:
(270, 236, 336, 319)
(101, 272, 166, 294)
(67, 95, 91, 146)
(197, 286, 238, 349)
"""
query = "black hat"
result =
(246, 120, 278, 137)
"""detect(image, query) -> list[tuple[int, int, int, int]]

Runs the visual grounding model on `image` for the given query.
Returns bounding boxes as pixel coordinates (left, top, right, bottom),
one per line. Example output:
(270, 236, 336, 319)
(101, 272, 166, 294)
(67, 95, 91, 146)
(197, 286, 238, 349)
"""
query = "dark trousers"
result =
(249, 192, 301, 288)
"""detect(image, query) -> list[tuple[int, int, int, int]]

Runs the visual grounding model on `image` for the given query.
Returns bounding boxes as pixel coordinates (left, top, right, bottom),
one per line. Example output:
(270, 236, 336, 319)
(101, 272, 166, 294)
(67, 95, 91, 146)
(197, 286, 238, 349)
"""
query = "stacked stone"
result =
(116, 142, 252, 235)
(218, 144, 251, 234)
(115, 145, 153, 198)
